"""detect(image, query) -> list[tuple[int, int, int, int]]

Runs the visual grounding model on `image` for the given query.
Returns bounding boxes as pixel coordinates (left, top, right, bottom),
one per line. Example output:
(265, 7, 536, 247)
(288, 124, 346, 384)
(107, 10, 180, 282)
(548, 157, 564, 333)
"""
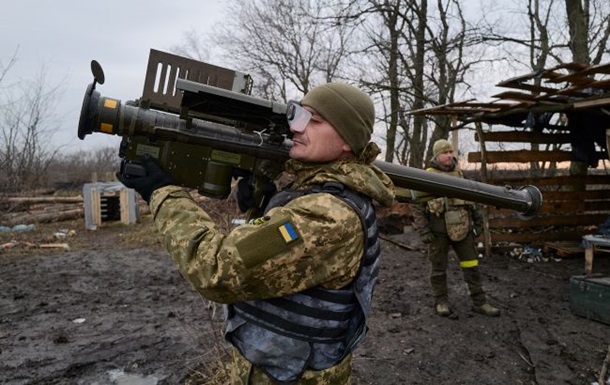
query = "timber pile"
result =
(0, 196, 85, 227)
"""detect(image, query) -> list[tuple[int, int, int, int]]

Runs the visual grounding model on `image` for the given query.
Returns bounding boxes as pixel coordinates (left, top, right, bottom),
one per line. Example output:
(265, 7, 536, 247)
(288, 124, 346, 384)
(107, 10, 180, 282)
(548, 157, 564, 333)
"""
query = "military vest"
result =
(424, 167, 474, 241)
(225, 182, 380, 383)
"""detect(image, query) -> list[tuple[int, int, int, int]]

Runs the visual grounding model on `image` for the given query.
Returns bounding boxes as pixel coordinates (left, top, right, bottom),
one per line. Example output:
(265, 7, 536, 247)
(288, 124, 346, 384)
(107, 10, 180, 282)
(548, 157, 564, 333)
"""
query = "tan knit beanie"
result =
(301, 83, 374, 155)
(433, 139, 453, 157)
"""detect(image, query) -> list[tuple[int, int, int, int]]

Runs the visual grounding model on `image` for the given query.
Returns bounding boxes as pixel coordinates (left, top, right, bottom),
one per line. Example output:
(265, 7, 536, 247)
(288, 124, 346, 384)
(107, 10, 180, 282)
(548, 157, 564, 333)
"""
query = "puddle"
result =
(106, 369, 159, 385)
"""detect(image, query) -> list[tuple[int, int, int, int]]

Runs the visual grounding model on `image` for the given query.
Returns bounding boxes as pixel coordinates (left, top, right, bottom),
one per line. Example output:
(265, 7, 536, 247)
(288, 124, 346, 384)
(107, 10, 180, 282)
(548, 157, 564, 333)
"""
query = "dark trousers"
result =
(426, 232, 486, 306)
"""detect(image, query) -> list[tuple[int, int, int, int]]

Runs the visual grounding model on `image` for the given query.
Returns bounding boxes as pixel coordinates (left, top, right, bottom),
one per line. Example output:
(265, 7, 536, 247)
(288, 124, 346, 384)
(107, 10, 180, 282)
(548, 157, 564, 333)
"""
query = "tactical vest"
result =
(425, 167, 474, 241)
(424, 167, 474, 213)
(225, 182, 380, 383)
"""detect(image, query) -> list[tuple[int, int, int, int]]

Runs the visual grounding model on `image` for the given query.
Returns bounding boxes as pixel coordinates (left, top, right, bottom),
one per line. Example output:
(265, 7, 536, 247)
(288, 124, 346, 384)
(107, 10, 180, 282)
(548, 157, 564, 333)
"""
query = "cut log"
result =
(1, 208, 84, 227)
(5, 196, 83, 204)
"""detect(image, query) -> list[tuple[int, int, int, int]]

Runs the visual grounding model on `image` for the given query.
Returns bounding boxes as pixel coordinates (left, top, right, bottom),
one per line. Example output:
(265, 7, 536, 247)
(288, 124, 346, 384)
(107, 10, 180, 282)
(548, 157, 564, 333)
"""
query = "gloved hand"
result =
(421, 232, 435, 244)
(235, 173, 277, 213)
(236, 177, 256, 213)
(116, 155, 173, 203)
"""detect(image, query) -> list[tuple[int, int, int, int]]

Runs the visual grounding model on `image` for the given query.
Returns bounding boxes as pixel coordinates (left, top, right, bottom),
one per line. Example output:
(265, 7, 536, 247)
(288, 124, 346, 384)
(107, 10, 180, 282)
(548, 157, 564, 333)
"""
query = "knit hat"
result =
(433, 139, 453, 157)
(301, 83, 374, 155)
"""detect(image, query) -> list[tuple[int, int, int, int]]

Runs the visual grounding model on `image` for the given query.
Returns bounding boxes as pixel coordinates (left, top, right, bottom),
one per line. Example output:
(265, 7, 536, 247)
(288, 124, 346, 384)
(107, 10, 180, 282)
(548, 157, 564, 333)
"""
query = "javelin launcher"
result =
(77, 49, 542, 219)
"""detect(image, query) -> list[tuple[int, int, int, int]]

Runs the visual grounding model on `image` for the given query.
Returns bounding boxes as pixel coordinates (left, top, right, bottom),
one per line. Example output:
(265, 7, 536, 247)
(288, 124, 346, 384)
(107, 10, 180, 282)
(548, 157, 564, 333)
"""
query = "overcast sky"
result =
(0, 0, 228, 153)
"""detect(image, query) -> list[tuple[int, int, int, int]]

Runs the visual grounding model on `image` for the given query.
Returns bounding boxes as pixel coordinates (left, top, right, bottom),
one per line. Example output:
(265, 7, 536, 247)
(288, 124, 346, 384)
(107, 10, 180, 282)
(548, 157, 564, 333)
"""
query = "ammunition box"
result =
(569, 275, 610, 325)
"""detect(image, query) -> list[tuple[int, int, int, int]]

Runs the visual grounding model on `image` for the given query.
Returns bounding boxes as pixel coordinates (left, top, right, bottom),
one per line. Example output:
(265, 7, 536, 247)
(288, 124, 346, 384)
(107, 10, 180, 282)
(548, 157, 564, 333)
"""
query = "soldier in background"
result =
(118, 83, 395, 384)
(411, 139, 500, 317)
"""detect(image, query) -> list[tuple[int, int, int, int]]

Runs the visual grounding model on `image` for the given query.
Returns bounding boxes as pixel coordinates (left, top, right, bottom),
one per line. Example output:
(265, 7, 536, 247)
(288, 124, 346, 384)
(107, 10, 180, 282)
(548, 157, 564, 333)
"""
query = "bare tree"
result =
(210, 0, 357, 101)
(339, 0, 410, 163)
(169, 29, 211, 62)
(0, 63, 62, 192)
(0, 49, 18, 86)
(345, 0, 486, 167)
(48, 147, 121, 188)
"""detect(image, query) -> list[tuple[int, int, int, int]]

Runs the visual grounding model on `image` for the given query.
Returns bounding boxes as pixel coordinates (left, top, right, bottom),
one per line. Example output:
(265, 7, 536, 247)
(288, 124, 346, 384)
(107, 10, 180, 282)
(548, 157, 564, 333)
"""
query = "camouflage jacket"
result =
(149, 157, 395, 304)
(411, 158, 483, 237)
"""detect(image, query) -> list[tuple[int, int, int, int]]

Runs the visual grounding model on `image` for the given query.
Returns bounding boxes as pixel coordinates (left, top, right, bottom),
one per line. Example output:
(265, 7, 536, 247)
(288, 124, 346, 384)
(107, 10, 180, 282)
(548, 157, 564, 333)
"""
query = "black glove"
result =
(421, 232, 435, 244)
(116, 156, 173, 203)
(235, 173, 277, 213)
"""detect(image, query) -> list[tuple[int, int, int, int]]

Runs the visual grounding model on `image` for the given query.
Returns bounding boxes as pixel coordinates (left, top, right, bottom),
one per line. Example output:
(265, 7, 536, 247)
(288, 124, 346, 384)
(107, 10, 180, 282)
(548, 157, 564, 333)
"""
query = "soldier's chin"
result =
(289, 145, 307, 160)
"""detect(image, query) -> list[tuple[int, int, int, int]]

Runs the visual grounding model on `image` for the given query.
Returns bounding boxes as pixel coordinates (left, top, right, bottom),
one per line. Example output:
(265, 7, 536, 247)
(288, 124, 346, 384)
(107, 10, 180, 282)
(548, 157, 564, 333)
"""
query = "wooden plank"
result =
(543, 241, 583, 257)
(488, 213, 609, 228)
(547, 62, 610, 83)
(407, 102, 517, 116)
(481, 174, 610, 186)
(535, 200, 609, 214)
(489, 200, 610, 215)
(585, 245, 594, 274)
(540, 190, 610, 201)
(91, 189, 102, 227)
(474, 130, 571, 144)
(546, 74, 596, 86)
(120, 189, 130, 225)
(491, 91, 539, 102)
(467, 149, 608, 163)
(494, 65, 585, 87)
(496, 82, 560, 94)
(573, 96, 610, 109)
(489, 230, 586, 244)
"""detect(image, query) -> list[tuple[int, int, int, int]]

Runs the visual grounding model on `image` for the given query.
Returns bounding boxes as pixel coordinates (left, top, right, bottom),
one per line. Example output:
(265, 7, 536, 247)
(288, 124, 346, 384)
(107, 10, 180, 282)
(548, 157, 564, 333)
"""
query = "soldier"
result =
(118, 83, 395, 384)
(411, 139, 500, 317)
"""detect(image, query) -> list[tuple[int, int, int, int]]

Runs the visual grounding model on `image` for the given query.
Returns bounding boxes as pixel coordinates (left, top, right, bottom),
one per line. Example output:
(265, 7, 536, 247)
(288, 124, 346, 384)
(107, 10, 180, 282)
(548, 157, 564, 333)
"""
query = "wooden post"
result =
(474, 121, 492, 258)
(585, 244, 594, 275)
(91, 188, 102, 227)
(120, 189, 131, 224)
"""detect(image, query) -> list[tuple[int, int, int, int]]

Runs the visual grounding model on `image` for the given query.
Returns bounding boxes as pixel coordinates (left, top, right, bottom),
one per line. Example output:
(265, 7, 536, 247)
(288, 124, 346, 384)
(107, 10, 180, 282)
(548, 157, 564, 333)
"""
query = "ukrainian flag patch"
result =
(278, 222, 299, 243)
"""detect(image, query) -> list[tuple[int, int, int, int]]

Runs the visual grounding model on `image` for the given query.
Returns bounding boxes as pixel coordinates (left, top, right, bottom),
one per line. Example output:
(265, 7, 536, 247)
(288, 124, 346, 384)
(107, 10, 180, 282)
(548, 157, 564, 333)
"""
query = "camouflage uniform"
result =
(411, 158, 488, 307)
(149, 154, 395, 384)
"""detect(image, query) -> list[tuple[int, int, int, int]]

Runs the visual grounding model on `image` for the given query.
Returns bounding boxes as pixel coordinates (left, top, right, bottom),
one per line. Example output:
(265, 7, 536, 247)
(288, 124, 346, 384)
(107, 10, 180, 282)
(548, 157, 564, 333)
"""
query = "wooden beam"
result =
(474, 131, 571, 144)
(489, 230, 586, 244)
(500, 83, 560, 94)
(480, 174, 610, 186)
(468, 150, 571, 163)
(547, 62, 610, 83)
(467, 149, 608, 163)
(491, 91, 539, 102)
(488, 213, 609, 228)
(573, 96, 610, 109)
(488, 200, 610, 215)
(541, 189, 610, 201)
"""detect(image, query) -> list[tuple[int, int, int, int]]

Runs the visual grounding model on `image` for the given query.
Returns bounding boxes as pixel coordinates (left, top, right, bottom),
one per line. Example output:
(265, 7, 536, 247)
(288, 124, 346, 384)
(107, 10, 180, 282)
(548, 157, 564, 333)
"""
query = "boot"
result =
(435, 302, 452, 317)
(472, 302, 500, 317)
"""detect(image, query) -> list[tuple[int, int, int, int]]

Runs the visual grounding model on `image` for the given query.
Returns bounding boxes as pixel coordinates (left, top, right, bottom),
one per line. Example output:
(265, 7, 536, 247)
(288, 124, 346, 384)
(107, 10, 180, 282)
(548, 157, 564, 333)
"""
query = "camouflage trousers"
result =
(426, 232, 486, 306)
(229, 347, 353, 384)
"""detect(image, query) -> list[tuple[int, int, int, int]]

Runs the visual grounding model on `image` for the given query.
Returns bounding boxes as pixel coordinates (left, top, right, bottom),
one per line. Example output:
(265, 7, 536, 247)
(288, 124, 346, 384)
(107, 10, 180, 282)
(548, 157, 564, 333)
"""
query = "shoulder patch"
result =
(235, 214, 303, 269)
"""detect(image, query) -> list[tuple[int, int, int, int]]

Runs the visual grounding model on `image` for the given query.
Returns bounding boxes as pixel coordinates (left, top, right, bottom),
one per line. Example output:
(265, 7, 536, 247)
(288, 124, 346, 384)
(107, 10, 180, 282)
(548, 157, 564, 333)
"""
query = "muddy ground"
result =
(1, 208, 610, 385)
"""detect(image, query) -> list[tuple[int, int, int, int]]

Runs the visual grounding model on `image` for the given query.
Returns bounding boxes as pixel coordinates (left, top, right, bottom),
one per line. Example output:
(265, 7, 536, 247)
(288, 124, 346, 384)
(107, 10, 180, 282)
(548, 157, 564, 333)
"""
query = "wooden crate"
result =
(83, 183, 139, 230)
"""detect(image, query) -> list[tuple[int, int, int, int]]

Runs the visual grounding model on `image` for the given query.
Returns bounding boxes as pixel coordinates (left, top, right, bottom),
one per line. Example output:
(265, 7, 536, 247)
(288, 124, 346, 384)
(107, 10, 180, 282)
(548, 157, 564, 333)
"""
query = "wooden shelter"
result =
(410, 62, 610, 252)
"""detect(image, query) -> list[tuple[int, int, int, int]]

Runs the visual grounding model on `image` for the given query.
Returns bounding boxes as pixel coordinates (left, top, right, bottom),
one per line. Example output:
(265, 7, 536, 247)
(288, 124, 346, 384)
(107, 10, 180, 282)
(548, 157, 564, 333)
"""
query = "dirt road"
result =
(1, 218, 609, 384)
